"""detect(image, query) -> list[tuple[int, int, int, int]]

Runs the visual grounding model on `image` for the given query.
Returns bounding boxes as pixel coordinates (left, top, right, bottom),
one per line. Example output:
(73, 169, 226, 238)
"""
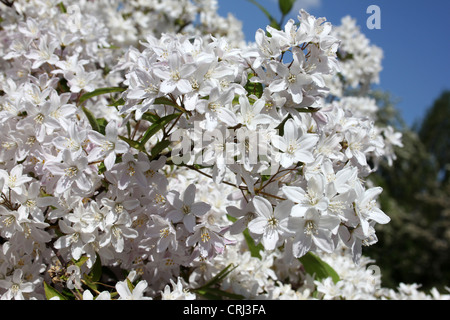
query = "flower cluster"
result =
(0, 0, 442, 300)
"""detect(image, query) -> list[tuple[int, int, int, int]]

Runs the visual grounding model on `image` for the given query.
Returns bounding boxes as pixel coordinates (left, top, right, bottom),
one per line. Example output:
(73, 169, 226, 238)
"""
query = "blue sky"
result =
(217, 0, 450, 127)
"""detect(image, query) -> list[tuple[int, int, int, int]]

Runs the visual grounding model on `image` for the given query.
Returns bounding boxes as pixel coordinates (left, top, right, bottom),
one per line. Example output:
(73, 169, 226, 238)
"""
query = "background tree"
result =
(366, 90, 450, 292)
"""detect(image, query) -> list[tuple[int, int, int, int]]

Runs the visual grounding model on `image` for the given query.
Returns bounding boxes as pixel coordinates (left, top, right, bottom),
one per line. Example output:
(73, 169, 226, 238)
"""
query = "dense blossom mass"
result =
(0, 0, 447, 300)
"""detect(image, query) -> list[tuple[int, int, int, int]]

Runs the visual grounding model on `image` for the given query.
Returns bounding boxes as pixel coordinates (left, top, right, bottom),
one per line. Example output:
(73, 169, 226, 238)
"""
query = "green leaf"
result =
(243, 229, 264, 259)
(118, 135, 141, 150)
(108, 98, 125, 108)
(74, 256, 89, 269)
(298, 252, 340, 283)
(139, 113, 181, 148)
(82, 106, 100, 133)
(96, 118, 108, 135)
(90, 254, 102, 283)
(227, 215, 263, 259)
(58, 2, 67, 13)
(126, 278, 135, 292)
(245, 0, 281, 30)
(151, 139, 171, 157)
(279, 0, 296, 16)
(153, 96, 185, 112)
(245, 73, 264, 98)
(203, 264, 237, 288)
(79, 87, 126, 104)
(196, 287, 245, 300)
(141, 112, 160, 123)
(44, 281, 68, 300)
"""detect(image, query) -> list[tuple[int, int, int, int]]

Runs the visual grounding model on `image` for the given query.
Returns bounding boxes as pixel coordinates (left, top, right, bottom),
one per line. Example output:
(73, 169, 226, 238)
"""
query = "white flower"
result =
(88, 120, 129, 170)
(272, 119, 318, 168)
(143, 215, 178, 253)
(45, 149, 93, 194)
(282, 175, 329, 216)
(166, 184, 211, 232)
(0, 269, 34, 300)
(268, 48, 313, 104)
(248, 196, 293, 251)
(100, 211, 138, 253)
(353, 185, 390, 236)
(153, 52, 196, 94)
(116, 280, 152, 300)
(24, 34, 59, 69)
(288, 208, 340, 258)
(53, 219, 96, 260)
(161, 277, 196, 300)
(0, 164, 32, 195)
(65, 65, 98, 93)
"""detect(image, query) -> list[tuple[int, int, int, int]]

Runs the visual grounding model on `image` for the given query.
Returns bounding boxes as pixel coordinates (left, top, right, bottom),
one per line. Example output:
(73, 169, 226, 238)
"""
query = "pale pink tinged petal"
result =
(116, 282, 131, 298)
(160, 80, 177, 94)
(183, 184, 196, 205)
(282, 186, 306, 203)
(284, 119, 298, 142)
(293, 150, 314, 164)
(271, 135, 287, 151)
(183, 214, 196, 232)
(274, 200, 294, 220)
(252, 196, 273, 218)
(292, 231, 311, 258)
(369, 208, 390, 224)
(191, 202, 211, 216)
(104, 152, 116, 171)
(268, 78, 287, 92)
(248, 216, 267, 235)
(312, 229, 334, 253)
(262, 229, 279, 250)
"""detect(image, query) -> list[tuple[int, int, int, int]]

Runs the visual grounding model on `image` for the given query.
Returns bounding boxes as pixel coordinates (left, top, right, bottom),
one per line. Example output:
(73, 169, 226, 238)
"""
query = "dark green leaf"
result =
(82, 106, 100, 132)
(243, 229, 264, 259)
(141, 112, 160, 123)
(44, 281, 68, 300)
(197, 287, 245, 300)
(79, 87, 126, 104)
(245, 74, 264, 98)
(119, 135, 141, 150)
(58, 2, 67, 13)
(74, 256, 89, 268)
(90, 254, 102, 283)
(151, 139, 171, 157)
(96, 118, 108, 135)
(154, 97, 180, 109)
(108, 98, 125, 108)
(279, 0, 296, 16)
(298, 252, 340, 283)
(227, 215, 263, 259)
(139, 113, 180, 148)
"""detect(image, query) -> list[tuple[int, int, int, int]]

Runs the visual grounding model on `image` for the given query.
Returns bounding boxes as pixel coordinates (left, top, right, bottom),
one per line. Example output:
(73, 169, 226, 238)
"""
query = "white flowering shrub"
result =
(0, 0, 447, 300)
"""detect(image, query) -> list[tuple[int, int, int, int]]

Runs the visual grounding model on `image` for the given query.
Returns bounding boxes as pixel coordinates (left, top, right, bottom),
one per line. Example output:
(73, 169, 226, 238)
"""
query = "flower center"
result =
(64, 166, 78, 178)
(160, 227, 170, 238)
(182, 205, 191, 215)
(267, 216, 278, 227)
(201, 228, 211, 243)
(288, 73, 297, 83)
(305, 220, 318, 235)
